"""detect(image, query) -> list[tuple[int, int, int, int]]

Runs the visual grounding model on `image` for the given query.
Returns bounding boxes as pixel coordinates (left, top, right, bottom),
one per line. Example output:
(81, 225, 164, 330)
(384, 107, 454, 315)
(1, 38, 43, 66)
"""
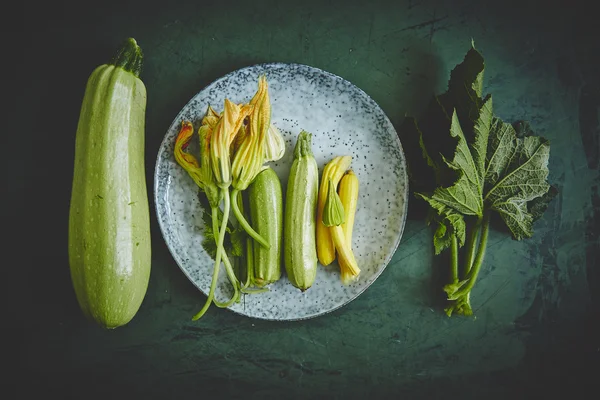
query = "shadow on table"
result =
(392, 38, 450, 310)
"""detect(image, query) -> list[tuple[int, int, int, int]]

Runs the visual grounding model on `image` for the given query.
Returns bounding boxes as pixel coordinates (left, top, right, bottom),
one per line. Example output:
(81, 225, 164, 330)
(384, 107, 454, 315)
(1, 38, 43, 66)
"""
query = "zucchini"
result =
(68, 38, 150, 329)
(284, 131, 319, 291)
(248, 167, 283, 287)
(338, 169, 359, 249)
(316, 155, 352, 266)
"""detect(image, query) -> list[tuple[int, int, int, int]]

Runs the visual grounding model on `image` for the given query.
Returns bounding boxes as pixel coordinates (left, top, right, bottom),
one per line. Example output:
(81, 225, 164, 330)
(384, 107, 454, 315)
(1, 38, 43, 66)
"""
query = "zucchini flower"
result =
(231, 75, 271, 191)
(191, 100, 251, 321)
(264, 124, 285, 162)
(228, 78, 283, 165)
(233, 121, 284, 164)
(174, 120, 219, 207)
(210, 99, 253, 189)
(232, 122, 248, 159)
(229, 75, 272, 248)
(202, 104, 221, 128)
(175, 106, 248, 322)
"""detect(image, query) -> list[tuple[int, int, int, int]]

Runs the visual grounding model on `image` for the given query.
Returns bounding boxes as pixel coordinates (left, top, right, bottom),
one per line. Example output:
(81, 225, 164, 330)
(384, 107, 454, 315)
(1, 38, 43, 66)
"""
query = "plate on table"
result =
(154, 63, 408, 320)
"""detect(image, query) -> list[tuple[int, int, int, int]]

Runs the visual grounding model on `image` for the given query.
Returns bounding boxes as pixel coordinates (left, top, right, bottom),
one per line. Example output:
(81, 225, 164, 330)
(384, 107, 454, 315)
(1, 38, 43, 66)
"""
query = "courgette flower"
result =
(210, 99, 253, 189)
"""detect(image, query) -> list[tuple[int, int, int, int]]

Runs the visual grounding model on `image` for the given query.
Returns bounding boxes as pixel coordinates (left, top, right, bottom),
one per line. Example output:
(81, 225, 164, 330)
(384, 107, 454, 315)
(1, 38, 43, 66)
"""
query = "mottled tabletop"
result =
(7, 0, 599, 398)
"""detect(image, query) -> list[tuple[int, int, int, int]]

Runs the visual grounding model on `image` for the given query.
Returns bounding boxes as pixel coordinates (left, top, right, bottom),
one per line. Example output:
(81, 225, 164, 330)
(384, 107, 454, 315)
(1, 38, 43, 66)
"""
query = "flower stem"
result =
(234, 192, 269, 294)
(211, 206, 241, 308)
(242, 233, 254, 289)
(192, 189, 231, 321)
(230, 189, 270, 249)
(221, 254, 239, 298)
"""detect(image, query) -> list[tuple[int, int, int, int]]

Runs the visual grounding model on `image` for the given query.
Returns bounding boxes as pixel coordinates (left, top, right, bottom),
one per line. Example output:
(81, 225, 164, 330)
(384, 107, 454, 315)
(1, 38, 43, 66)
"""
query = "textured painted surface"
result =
(7, 0, 599, 398)
(155, 62, 407, 320)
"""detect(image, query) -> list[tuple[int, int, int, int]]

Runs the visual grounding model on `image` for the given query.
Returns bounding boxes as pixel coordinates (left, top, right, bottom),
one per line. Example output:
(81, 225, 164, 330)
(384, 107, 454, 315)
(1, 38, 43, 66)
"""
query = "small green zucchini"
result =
(284, 131, 319, 291)
(248, 167, 283, 287)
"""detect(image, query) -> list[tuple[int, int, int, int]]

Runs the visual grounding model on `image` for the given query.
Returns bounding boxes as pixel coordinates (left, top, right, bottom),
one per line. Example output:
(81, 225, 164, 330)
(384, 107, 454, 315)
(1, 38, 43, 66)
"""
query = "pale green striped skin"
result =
(68, 44, 150, 329)
(284, 131, 319, 291)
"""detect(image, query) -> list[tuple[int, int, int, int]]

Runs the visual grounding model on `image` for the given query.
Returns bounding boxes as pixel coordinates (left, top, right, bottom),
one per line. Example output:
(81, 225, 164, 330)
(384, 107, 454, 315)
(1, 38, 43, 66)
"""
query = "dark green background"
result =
(6, 0, 599, 398)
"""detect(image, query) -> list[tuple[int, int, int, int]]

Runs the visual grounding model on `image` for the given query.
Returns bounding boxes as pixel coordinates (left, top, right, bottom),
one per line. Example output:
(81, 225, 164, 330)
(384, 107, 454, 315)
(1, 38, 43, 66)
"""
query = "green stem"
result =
(242, 287, 270, 294)
(450, 234, 459, 283)
(215, 251, 240, 303)
(463, 216, 482, 276)
(242, 234, 254, 289)
(210, 206, 240, 307)
(234, 192, 268, 294)
(231, 189, 270, 249)
(110, 38, 143, 77)
(222, 253, 240, 299)
(192, 189, 231, 321)
(462, 293, 472, 315)
(452, 213, 490, 300)
(236, 191, 251, 289)
(239, 227, 269, 294)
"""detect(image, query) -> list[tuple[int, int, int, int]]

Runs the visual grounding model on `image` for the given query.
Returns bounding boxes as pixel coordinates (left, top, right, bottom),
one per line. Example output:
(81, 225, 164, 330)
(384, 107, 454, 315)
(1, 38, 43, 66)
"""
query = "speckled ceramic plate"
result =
(155, 63, 408, 321)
